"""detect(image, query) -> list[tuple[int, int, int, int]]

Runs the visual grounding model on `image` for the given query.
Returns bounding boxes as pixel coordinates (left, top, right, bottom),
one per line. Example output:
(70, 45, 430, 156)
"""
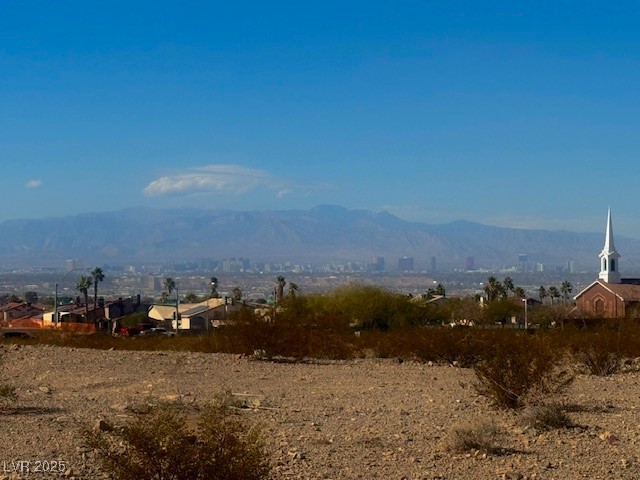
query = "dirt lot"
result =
(1, 344, 640, 479)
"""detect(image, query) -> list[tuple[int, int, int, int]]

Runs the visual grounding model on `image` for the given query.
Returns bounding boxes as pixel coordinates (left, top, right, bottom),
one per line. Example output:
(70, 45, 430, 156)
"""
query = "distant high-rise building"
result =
(518, 254, 528, 272)
(66, 259, 83, 272)
(146, 276, 161, 292)
(398, 256, 414, 271)
(430, 256, 436, 271)
(568, 260, 576, 273)
(370, 256, 385, 271)
(466, 256, 475, 270)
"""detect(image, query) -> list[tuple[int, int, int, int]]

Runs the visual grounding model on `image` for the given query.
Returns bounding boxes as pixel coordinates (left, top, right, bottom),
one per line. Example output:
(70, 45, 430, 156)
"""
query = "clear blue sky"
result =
(2, 1, 640, 237)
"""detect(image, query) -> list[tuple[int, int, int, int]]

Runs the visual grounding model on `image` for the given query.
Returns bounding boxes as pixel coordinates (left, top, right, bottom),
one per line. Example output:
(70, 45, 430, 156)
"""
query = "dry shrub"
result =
(0, 353, 16, 405)
(357, 330, 418, 359)
(520, 403, 573, 431)
(232, 300, 357, 360)
(418, 328, 486, 367)
(445, 420, 501, 454)
(570, 327, 623, 376)
(86, 398, 270, 480)
(473, 334, 571, 409)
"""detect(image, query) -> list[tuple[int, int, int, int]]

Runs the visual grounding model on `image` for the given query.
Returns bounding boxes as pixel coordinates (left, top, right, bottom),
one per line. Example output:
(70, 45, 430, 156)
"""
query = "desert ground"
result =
(1, 344, 640, 479)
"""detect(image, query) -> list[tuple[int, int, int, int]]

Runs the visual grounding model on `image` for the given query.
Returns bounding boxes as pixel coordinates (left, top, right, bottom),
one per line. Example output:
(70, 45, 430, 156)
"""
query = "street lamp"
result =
(522, 297, 528, 330)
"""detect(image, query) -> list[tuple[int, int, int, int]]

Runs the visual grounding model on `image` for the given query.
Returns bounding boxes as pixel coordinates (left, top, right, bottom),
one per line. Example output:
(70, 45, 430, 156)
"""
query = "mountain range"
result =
(0, 205, 637, 271)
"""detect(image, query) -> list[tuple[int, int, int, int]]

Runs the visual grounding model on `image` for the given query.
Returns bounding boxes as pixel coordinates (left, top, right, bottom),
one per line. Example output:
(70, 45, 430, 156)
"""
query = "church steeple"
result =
(599, 207, 621, 284)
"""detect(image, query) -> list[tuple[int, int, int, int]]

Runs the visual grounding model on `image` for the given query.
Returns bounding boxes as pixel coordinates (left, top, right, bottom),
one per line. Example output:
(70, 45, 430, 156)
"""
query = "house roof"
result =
(575, 279, 640, 302)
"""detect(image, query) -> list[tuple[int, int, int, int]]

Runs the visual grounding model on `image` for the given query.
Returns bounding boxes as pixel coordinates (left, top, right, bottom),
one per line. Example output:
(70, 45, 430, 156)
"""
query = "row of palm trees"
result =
(75, 267, 105, 321)
(539, 281, 573, 305)
(484, 276, 574, 305)
(483, 276, 525, 302)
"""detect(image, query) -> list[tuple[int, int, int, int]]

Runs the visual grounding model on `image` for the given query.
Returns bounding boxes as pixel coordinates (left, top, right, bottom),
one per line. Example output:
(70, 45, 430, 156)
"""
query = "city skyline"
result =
(3, 3, 640, 236)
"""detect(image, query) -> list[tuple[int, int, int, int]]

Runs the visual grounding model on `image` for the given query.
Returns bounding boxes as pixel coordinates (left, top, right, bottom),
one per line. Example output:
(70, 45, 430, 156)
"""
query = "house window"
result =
(594, 298, 605, 315)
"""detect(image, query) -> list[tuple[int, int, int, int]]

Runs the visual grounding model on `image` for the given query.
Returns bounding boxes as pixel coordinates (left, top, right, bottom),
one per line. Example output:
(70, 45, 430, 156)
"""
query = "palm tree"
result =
(560, 281, 573, 305)
(276, 276, 286, 302)
(232, 286, 243, 303)
(210, 277, 219, 298)
(484, 277, 502, 302)
(76, 275, 93, 323)
(503, 277, 515, 295)
(91, 267, 105, 311)
(514, 286, 525, 298)
(162, 277, 176, 304)
(538, 286, 548, 303)
(288, 282, 299, 298)
(548, 286, 561, 305)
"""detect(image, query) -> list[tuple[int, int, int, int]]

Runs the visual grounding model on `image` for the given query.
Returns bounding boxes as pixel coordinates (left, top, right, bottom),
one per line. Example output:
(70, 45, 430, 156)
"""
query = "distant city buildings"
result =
(369, 256, 385, 272)
(398, 256, 414, 272)
(66, 259, 84, 272)
(466, 256, 475, 271)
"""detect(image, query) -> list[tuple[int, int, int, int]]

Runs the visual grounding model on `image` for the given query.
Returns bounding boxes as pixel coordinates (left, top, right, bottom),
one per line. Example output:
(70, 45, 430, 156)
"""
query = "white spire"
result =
(603, 207, 616, 254)
(599, 207, 621, 284)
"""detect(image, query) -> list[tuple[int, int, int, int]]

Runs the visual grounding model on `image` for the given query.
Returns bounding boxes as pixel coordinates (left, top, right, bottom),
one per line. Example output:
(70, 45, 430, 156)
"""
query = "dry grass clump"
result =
(473, 334, 571, 409)
(86, 396, 270, 480)
(520, 403, 573, 431)
(445, 420, 502, 454)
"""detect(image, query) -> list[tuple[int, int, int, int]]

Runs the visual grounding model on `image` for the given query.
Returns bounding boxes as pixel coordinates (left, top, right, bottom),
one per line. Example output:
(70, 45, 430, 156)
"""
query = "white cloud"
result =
(143, 164, 288, 197)
(26, 179, 43, 189)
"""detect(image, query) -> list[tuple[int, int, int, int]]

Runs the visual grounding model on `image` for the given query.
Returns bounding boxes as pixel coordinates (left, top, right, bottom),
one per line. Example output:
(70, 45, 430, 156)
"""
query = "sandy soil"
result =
(1, 344, 640, 479)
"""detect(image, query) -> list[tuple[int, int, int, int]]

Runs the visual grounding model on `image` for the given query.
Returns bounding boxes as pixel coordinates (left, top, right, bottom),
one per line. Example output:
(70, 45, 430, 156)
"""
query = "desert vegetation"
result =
(5, 284, 640, 369)
(4, 280, 640, 478)
(85, 394, 271, 480)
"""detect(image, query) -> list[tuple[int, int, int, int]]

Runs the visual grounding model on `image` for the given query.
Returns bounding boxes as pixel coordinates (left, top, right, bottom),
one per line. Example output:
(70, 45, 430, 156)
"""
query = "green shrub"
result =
(473, 334, 571, 409)
(86, 398, 270, 480)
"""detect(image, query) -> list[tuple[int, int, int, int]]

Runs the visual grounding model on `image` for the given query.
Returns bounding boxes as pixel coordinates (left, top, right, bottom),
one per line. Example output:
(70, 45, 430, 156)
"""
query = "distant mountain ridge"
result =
(0, 205, 637, 270)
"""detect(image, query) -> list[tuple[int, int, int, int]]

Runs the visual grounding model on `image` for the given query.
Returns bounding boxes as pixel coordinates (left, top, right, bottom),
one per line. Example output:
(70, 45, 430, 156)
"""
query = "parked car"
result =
(119, 325, 143, 336)
(139, 327, 176, 337)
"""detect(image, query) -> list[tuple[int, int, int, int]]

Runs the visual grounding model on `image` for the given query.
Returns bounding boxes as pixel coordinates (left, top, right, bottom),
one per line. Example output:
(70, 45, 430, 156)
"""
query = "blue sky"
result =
(2, 1, 640, 237)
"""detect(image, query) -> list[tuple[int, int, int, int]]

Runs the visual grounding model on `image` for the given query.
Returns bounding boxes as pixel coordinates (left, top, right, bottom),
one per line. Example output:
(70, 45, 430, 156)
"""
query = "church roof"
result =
(575, 279, 640, 302)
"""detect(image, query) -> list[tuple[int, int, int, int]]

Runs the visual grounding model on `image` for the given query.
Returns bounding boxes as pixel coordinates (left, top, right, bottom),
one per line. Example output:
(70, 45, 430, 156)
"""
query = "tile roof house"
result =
(0, 302, 44, 322)
(574, 208, 640, 318)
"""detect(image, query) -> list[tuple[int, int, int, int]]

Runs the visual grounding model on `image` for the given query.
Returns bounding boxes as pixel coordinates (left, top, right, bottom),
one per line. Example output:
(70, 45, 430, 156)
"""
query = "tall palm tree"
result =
(232, 286, 243, 303)
(162, 277, 176, 304)
(548, 286, 560, 305)
(91, 267, 105, 311)
(484, 276, 502, 302)
(76, 275, 93, 323)
(276, 276, 286, 302)
(503, 277, 515, 295)
(538, 286, 548, 303)
(560, 281, 573, 305)
(210, 277, 220, 298)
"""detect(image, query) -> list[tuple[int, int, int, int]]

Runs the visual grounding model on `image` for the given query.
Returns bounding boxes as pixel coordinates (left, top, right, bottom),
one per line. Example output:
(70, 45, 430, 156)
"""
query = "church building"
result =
(574, 208, 640, 318)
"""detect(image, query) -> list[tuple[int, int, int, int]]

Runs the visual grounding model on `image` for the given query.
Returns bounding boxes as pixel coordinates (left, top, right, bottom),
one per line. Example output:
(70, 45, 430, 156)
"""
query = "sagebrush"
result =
(473, 334, 572, 409)
(86, 398, 270, 480)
